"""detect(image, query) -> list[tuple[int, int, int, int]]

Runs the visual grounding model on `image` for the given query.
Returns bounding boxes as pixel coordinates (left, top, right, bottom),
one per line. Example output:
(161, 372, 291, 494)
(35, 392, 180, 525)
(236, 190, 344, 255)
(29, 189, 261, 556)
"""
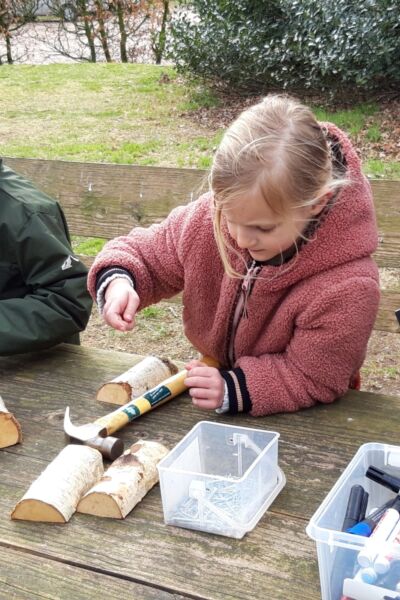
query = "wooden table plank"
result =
(1, 344, 399, 600)
(0, 546, 186, 600)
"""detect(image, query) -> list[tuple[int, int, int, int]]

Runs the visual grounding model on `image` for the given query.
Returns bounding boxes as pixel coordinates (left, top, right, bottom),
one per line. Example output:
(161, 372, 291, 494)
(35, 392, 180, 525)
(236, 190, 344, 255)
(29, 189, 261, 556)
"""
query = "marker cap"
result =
(366, 466, 400, 494)
(347, 521, 374, 536)
(342, 485, 366, 531)
(374, 555, 390, 574)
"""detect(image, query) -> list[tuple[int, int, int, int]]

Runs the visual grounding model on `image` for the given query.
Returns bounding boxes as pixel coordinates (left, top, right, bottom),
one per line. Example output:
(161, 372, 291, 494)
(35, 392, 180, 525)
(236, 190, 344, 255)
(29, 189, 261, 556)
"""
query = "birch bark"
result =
(11, 445, 104, 522)
(77, 440, 169, 518)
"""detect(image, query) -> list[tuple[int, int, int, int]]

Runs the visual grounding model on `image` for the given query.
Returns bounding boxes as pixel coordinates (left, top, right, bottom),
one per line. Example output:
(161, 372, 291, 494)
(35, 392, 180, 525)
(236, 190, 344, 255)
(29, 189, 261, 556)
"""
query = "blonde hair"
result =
(211, 94, 348, 277)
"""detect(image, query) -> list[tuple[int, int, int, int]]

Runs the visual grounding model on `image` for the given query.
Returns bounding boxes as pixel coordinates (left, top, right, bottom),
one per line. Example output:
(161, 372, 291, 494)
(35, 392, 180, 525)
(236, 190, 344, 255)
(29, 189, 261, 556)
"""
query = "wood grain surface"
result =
(1, 345, 399, 599)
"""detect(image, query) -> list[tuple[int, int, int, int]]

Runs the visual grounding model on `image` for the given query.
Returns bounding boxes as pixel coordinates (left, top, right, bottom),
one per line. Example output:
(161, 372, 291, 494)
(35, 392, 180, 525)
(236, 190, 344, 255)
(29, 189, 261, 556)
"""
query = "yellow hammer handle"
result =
(94, 355, 219, 435)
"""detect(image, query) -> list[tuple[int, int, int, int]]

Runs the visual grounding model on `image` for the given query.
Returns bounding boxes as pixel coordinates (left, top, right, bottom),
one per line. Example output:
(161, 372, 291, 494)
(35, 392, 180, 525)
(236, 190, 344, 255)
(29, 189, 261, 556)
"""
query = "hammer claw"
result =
(64, 406, 106, 441)
(63, 407, 123, 461)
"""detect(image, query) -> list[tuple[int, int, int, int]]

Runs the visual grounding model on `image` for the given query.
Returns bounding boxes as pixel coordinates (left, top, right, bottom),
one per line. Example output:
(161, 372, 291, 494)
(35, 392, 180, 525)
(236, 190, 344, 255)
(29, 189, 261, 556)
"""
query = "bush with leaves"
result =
(169, 0, 400, 93)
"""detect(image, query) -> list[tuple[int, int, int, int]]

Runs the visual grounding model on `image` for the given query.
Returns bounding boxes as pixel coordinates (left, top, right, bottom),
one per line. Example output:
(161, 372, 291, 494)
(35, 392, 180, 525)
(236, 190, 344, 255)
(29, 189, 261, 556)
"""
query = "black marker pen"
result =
(366, 466, 400, 493)
(342, 485, 366, 531)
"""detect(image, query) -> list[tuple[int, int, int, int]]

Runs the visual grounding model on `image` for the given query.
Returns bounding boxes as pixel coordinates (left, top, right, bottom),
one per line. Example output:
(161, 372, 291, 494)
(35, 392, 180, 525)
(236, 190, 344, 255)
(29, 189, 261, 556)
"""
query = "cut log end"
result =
(96, 382, 131, 405)
(77, 492, 123, 519)
(11, 499, 65, 523)
(0, 412, 22, 449)
(96, 356, 179, 406)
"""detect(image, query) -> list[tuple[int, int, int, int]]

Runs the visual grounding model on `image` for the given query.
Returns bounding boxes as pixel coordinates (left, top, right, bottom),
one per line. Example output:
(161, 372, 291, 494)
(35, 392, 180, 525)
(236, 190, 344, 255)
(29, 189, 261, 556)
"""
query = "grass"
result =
(71, 236, 106, 255)
(0, 64, 220, 168)
(137, 307, 169, 339)
(361, 364, 400, 379)
(364, 160, 400, 179)
(313, 103, 378, 136)
(0, 64, 396, 177)
(140, 306, 165, 319)
(366, 124, 382, 143)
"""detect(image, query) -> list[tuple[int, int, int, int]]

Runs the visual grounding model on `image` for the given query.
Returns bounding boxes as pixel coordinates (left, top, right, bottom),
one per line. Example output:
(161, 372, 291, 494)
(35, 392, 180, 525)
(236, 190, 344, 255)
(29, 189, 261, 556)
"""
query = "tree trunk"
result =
(96, 356, 178, 405)
(153, 0, 169, 65)
(93, 0, 112, 62)
(0, 396, 21, 448)
(5, 31, 13, 64)
(78, 0, 97, 62)
(116, 0, 128, 63)
(77, 440, 168, 518)
(11, 445, 104, 523)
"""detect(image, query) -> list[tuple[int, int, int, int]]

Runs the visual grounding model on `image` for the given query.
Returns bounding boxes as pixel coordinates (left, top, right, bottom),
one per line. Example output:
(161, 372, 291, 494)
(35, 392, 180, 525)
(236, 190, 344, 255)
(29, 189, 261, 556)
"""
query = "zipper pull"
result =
(241, 261, 257, 319)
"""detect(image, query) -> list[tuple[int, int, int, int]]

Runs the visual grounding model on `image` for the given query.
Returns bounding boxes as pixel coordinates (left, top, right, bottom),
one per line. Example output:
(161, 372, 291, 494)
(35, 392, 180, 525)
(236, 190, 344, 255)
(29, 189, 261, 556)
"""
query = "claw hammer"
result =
(64, 356, 219, 460)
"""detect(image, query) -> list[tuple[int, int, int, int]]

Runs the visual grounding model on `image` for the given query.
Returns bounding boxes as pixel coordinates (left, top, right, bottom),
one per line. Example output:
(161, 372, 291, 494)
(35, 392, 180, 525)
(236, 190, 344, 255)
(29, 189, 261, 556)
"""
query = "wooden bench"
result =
(4, 156, 400, 334)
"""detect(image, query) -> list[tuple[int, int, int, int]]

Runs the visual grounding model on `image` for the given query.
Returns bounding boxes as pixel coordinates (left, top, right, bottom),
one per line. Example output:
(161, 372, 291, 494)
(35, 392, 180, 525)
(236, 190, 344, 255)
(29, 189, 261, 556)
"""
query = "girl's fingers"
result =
(188, 387, 215, 399)
(103, 290, 139, 331)
(123, 291, 140, 322)
(105, 309, 131, 331)
(185, 359, 206, 370)
(192, 398, 215, 410)
(105, 312, 127, 330)
(184, 375, 214, 389)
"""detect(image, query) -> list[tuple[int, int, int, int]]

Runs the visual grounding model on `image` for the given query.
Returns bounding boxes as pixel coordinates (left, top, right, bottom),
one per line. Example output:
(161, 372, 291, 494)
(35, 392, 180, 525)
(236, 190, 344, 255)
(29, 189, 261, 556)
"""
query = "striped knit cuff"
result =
(95, 267, 135, 314)
(220, 368, 252, 414)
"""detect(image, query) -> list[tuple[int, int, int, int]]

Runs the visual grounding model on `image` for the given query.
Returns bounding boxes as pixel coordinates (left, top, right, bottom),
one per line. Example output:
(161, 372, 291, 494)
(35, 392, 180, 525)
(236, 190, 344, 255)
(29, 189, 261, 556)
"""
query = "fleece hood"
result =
(223, 122, 378, 291)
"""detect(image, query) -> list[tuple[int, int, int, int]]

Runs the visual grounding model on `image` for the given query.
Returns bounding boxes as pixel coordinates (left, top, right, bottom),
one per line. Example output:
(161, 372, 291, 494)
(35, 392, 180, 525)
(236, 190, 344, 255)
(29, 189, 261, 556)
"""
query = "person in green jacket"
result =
(0, 160, 93, 355)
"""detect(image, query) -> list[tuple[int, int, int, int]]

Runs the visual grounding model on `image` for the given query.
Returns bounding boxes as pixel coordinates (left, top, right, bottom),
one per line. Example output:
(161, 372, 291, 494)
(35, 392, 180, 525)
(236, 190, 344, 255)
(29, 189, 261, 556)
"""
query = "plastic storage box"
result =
(306, 442, 400, 600)
(157, 421, 285, 538)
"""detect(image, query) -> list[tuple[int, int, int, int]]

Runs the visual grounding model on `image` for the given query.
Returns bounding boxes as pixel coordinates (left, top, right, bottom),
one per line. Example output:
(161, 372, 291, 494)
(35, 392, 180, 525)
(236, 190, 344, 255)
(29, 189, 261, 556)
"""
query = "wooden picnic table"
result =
(0, 344, 398, 600)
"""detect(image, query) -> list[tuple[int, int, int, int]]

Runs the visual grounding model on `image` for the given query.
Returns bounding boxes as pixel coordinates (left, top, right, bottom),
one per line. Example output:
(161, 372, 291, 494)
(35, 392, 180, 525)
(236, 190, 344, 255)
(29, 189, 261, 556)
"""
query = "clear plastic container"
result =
(157, 421, 285, 538)
(306, 442, 400, 600)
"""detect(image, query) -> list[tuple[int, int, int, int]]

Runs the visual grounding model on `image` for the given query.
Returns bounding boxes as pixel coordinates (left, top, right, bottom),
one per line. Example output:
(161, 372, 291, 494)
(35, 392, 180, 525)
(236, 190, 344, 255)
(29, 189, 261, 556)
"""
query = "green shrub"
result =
(169, 0, 400, 94)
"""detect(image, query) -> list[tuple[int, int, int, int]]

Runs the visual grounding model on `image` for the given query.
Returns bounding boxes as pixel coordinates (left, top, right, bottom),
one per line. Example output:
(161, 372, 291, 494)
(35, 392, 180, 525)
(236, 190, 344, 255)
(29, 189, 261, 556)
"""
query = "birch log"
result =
(11, 445, 104, 523)
(77, 440, 169, 519)
(0, 396, 22, 448)
(96, 356, 179, 405)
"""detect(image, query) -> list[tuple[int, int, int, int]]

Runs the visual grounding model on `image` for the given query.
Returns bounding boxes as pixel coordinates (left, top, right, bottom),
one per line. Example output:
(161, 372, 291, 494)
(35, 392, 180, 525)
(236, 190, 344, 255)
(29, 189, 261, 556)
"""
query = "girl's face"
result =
(223, 189, 327, 262)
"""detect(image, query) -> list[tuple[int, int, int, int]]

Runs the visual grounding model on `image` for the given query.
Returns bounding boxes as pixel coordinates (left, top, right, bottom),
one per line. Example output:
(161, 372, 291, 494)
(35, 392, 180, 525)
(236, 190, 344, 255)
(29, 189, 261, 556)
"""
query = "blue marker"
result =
(346, 497, 396, 536)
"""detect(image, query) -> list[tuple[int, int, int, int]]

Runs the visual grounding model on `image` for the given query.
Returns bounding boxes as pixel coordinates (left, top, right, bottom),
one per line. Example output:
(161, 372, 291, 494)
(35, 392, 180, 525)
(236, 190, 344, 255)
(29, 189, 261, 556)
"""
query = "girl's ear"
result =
(309, 191, 333, 216)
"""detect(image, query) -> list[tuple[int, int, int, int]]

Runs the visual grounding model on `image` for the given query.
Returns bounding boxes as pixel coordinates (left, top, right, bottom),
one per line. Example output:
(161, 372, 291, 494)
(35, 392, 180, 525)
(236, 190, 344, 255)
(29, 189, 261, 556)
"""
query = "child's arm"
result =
(88, 197, 211, 310)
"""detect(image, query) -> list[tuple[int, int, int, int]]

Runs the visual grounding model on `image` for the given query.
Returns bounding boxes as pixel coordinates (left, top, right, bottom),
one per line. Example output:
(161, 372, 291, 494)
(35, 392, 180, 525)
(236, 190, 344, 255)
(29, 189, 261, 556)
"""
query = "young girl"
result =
(87, 94, 380, 416)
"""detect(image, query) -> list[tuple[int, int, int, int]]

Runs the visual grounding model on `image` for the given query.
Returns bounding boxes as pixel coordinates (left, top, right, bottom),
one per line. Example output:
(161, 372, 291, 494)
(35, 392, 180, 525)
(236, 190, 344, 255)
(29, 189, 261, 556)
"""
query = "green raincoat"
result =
(0, 160, 92, 355)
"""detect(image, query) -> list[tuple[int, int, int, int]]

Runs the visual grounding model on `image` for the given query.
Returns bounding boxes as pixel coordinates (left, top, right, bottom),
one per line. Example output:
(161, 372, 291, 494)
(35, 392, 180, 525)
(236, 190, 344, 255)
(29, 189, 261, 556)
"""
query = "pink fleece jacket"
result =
(88, 124, 380, 416)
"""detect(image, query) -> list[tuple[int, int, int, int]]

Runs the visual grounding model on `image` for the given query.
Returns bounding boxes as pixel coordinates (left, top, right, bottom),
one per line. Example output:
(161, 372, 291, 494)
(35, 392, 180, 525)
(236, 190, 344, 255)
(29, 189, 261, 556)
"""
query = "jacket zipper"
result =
(227, 260, 261, 366)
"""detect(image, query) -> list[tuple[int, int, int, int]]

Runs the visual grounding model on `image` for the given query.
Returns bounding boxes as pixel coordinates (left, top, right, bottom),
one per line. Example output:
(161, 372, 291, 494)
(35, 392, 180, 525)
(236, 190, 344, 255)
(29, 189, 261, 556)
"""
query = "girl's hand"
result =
(103, 278, 140, 331)
(184, 359, 225, 410)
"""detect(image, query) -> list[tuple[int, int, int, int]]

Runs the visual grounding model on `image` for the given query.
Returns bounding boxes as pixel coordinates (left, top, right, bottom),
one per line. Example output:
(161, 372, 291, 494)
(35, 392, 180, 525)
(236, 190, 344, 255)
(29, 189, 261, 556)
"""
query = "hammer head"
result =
(64, 407, 124, 461)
